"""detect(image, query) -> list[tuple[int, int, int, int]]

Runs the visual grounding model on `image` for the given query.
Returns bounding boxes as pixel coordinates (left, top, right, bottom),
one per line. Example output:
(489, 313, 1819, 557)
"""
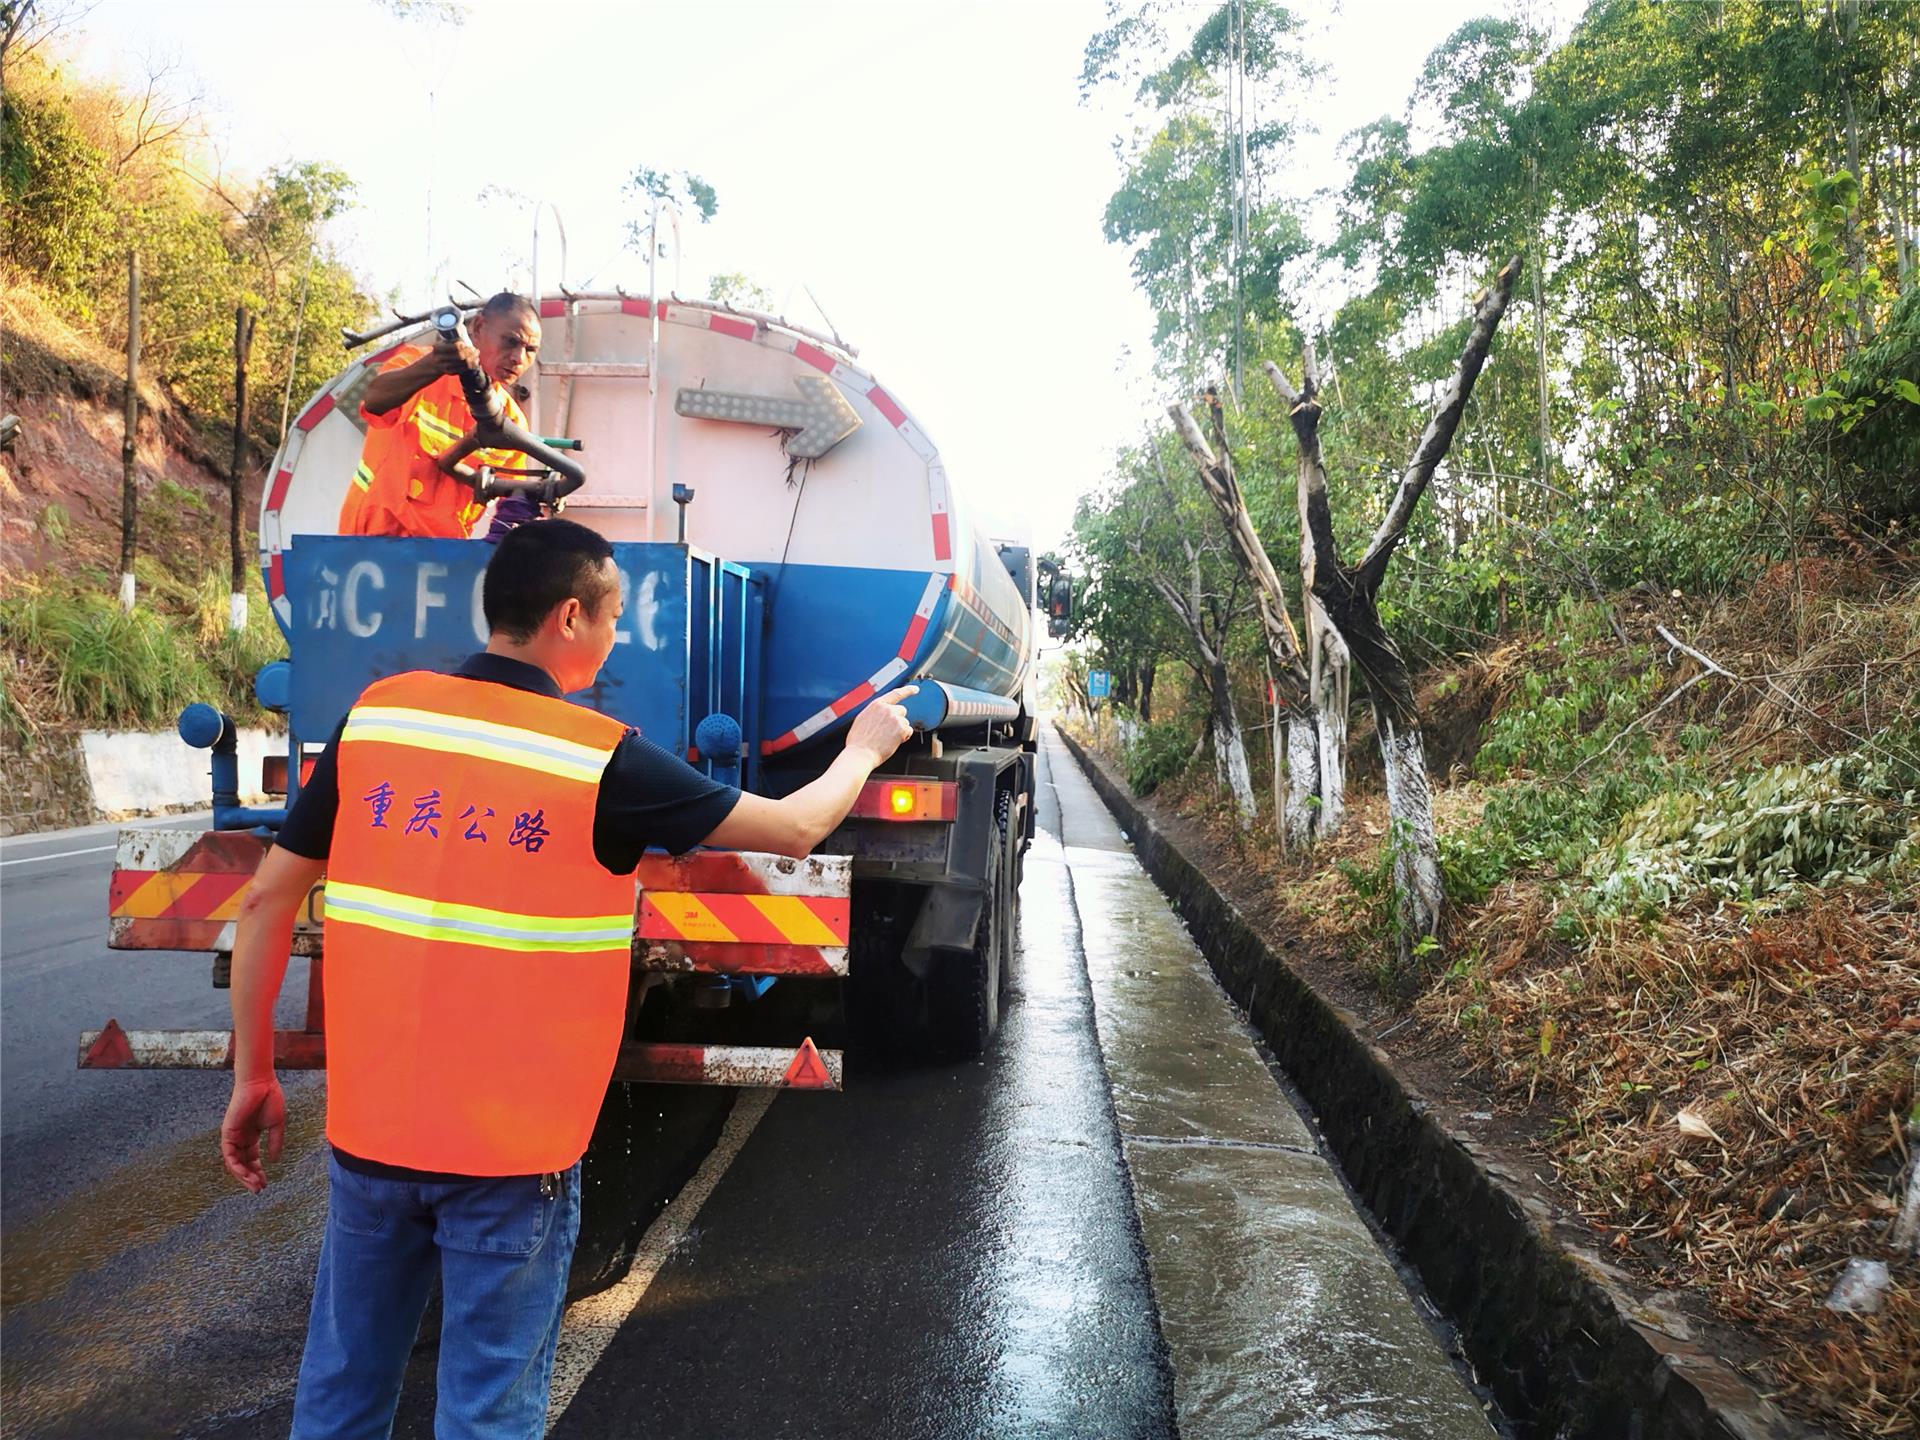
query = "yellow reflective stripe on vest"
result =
(416, 405, 463, 438)
(353, 461, 375, 492)
(342, 706, 612, 785)
(323, 879, 632, 953)
(413, 407, 465, 458)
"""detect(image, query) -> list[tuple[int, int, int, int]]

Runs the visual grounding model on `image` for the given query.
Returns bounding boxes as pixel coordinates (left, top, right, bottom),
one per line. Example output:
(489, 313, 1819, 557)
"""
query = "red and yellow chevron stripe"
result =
(109, 868, 252, 922)
(107, 830, 272, 952)
(632, 851, 853, 976)
(637, 892, 848, 947)
(106, 829, 325, 954)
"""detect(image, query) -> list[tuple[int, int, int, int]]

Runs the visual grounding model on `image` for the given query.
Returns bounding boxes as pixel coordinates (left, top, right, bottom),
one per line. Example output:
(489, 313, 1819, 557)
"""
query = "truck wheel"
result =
(928, 815, 1004, 1058)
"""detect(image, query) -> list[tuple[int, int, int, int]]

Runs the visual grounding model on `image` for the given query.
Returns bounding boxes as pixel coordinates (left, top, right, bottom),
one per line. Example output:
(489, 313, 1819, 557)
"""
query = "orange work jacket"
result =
(325, 670, 636, 1174)
(336, 344, 529, 539)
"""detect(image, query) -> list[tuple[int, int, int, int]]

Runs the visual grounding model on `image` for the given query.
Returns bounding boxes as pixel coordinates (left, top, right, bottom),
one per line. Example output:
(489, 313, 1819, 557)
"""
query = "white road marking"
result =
(545, 1088, 777, 1428)
(0, 844, 117, 869)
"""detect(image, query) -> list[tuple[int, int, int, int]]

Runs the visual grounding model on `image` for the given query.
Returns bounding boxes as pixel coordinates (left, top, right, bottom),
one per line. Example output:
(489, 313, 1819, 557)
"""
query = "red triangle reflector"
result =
(84, 1018, 134, 1069)
(780, 1037, 836, 1091)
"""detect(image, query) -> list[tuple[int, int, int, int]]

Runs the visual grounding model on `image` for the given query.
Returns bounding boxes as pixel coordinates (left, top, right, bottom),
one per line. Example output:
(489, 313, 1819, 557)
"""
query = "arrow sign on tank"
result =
(674, 376, 862, 459)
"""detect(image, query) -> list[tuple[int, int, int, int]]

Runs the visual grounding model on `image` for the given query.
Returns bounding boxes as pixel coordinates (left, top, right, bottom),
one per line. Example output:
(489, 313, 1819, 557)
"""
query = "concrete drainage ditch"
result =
(1058, 727, 1810, 1440)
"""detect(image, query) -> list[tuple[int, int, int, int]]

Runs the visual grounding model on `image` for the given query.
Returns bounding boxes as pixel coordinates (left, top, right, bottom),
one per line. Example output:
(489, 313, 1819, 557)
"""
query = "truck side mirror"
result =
(1047, 577, 1073, 639)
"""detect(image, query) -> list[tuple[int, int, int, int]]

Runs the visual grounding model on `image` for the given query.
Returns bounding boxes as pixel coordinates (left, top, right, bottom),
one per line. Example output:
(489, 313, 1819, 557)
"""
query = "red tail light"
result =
(851, 779, 957, 822)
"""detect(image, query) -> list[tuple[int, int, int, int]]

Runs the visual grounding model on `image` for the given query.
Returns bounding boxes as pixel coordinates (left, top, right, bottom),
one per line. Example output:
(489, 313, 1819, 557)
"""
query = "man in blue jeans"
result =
(220, 519, 915, 1437)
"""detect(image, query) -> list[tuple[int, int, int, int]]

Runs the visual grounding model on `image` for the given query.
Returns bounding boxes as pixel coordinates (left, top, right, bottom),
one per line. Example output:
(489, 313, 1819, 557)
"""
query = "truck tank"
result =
(259, 296, 1032, 758)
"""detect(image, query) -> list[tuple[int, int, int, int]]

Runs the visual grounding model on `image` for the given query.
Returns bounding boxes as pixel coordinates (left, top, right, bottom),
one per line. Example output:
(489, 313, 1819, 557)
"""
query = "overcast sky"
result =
(73, 0, 1508, 549)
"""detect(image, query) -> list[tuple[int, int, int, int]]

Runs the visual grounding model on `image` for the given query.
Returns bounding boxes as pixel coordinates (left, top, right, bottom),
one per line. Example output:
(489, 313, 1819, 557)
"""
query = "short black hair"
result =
(482, 518, 616, 642)
(480, 290, 538, 326)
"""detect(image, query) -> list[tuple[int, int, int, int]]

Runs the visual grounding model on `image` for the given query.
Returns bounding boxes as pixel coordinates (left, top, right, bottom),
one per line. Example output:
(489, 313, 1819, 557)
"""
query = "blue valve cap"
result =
(177, 703, 228, 750)
(694, 712, 742, 764)
(253, 660, 292, 713)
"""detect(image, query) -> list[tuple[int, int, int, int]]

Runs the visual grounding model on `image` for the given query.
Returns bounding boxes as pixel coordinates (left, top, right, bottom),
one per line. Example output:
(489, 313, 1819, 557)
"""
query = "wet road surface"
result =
(1, 736, 1499, 1438)
(1, 816, 332, 1437)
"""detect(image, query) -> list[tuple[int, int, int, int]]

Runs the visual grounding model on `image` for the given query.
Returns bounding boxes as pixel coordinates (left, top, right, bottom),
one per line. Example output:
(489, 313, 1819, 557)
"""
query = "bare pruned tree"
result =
(1266, 257, 1522, 960)
(0, 0, 87, 87)
(1133, 437, 1260, 823)
(110, 49, 201, 172)
(1165, 394, 1344, 849)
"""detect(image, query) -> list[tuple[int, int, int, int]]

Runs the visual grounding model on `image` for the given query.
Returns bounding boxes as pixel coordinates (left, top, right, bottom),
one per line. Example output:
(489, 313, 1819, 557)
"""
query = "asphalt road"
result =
(0, 742, 1492, 1439)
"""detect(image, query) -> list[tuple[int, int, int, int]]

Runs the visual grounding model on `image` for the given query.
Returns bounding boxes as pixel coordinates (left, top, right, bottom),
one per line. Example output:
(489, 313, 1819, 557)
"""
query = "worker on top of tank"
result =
(337, 290, 540, 539)
(222, 517, 918, 1438)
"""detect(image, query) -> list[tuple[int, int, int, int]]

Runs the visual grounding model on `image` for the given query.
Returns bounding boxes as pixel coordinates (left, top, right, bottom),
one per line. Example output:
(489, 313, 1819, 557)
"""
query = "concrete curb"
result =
(1, 728, 281, 836)
(79, 728, 280, 816)
(1059, 729, 1815, 1440)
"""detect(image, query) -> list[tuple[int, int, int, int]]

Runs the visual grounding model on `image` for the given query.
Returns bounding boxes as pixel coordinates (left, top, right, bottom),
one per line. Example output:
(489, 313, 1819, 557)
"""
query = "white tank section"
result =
(258, 296, 1033, 744)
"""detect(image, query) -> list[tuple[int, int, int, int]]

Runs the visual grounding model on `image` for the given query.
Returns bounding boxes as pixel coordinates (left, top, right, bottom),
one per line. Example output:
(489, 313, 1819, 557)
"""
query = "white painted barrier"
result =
(79, 728, 283, 817)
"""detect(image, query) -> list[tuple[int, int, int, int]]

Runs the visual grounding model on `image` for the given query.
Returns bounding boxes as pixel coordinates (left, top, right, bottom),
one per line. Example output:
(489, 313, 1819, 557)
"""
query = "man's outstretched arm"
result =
(222, 845, 326, 1192)
(703, 686, 916, 858)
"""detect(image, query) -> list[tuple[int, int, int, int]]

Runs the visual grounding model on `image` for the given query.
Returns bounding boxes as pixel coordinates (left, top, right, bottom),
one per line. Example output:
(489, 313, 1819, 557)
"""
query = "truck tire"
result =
(928, 811, 1005, 1058)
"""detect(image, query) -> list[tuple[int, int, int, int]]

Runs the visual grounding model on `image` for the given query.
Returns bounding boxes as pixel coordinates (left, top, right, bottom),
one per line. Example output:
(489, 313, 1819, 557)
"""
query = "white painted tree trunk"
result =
(1376, 708, 1443, 948)
(229, 591, 249, 631)
(118, 571, 136, 612)
(1218, 716, 1257, 825)
(1282, 716, 1319, 847)
(1305, 594, 1349, 838)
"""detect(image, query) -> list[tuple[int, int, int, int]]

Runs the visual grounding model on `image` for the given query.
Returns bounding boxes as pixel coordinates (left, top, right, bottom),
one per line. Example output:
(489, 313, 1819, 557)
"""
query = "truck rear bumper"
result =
(78, 1021, 842, 1090)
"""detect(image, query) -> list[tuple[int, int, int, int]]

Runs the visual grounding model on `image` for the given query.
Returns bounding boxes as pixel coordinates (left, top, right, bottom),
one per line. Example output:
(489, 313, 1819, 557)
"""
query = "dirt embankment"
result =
(1, 279, 262, 583)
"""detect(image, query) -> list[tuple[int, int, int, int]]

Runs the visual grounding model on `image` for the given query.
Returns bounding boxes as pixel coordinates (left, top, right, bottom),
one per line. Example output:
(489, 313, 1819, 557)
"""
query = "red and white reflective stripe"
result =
(79, 1022, 325, 1071)
(258, 296, 959, 629)
(763, 571, 946, 754)
(927, 461, 953, 562)
(635, 850, 849, 896)
(78, 1024, 842, 1090)
(661, 302, 949, 569)
(261, 353, 385, 624)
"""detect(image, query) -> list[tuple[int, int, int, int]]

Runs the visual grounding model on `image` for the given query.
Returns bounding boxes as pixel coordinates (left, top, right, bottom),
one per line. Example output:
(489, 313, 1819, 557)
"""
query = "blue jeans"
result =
(290, 1151, 582, 1440)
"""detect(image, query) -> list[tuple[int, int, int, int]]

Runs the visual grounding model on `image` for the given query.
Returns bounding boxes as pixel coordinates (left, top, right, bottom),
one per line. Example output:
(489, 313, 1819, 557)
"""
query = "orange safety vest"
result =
(336, 344, 529, 539)
(325, 670, 635, 1174)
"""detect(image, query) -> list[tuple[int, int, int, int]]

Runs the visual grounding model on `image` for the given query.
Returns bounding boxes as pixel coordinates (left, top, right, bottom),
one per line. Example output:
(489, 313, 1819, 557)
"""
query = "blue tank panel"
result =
(754, 563, 942, 728)
(281, 538, 693, 749)
(280, 540, 1033, 770)
(752, 560, 1028, 752)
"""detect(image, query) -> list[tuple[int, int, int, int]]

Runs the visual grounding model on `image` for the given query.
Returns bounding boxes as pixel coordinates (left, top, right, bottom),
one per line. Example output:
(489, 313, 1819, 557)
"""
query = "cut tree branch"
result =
(1167, 402, 1311, 709)
(1356, 257, 1523, 591)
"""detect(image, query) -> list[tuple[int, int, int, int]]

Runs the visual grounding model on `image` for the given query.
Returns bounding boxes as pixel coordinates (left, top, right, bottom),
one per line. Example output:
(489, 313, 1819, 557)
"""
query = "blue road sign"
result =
(1088, 669, 1112, 700)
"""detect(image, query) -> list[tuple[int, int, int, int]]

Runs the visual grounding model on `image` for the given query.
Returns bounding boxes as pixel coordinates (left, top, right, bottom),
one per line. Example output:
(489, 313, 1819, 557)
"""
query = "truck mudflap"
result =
(87, 830, 850, 1089)
(77, 1024, 842, 1091)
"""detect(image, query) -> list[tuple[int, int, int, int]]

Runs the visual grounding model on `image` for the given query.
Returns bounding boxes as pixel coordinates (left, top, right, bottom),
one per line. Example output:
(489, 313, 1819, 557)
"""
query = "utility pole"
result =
(1227, 0, 1248, 402)
(277, 259, 311, 446)
(1529, 158, 1550, 500)
(118, 251, 140, 613)
(229, 304, 256, 631)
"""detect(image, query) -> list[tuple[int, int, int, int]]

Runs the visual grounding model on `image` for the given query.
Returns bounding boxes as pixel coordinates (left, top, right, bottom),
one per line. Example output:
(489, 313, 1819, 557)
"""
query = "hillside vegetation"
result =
(1, 39, 377, 743)
(1068, 2, 1919, 1434)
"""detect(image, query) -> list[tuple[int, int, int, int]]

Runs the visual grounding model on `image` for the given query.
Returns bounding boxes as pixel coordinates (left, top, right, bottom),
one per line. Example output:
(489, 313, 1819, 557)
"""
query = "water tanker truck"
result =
(83, 288, 1059, 1091)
